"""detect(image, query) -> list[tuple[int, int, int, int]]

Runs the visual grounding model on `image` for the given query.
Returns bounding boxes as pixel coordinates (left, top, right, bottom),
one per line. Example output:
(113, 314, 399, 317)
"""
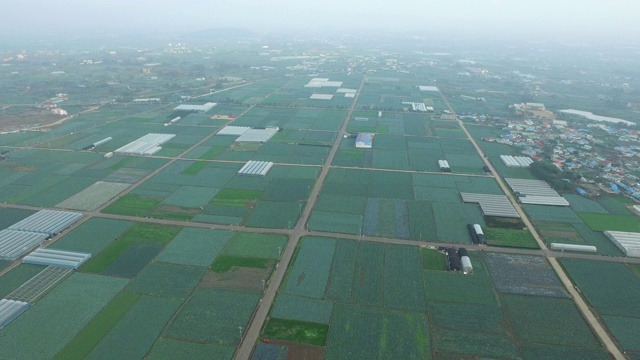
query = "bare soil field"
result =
(0, 107, 63, 132)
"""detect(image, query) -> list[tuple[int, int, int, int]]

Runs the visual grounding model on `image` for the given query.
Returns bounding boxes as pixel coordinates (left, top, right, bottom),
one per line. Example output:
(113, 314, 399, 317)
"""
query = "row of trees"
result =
(529, 161, 580, 191)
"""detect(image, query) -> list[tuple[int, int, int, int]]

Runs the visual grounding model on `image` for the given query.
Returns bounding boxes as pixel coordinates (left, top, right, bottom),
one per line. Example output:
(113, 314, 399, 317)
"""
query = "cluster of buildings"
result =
(481, 103, 640, 200)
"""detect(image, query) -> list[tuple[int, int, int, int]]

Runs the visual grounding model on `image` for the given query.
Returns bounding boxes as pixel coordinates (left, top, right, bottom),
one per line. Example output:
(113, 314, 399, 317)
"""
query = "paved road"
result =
(439, 91, 626, 360)
(233, 76, 367, 360)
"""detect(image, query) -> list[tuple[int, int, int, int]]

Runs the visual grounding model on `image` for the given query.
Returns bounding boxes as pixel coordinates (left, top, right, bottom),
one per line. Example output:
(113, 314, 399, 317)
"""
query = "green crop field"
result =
(51, 218, 134, 254)
(270, 293, 334, 324)
(156, 227, 232, 266)
(325, 304, 431, 360)
(282, 237, 336, 299)
(408, 202, 437, 241)
(147, 338, 235, 360)
(128, 262, 206, 299)
(0, 208, 34, 229)
(520, 343, 610, 360)
(484, 227, 539, 249)
(433, 203, 471, 242)
(0, 264, 48, 298)
(314, 194, 367, 215)
(0, 273, 128, 360)
(161, 186, 219, 208)
(561, 259, 640, 318)
(212, 188, 262, 206)
(503, 294, 600, 347)
(167, 288, 260, 345)
(85, 295, 183, 360)
(119, 222, 181, 244)
(351, 241, 385, 307)
(596, 196, 634, 215)
(383, 245, 426, 311)
(222, 232, 288, 260)
(429, 301, 505, 333)
(81, 241, 135, 274)
(244, 201, 303, 229)
(578, 212, 640, 232)
(424, 270, 498, 306)
(432, 328, 517, 359)
(102, 193, 163, 216)
(183, 161, 208, 175)
(564, 194, 609, 213)
(262, 318, 329, 346)
(523, 204, 583, 223)
(325, 239, 358, 302)
(602, 315, 640, 352)
(420, 248, 447, 270)
(307, 210, 363, 235)
(101, 242, 164, 278)
(53, 292, 141, 360)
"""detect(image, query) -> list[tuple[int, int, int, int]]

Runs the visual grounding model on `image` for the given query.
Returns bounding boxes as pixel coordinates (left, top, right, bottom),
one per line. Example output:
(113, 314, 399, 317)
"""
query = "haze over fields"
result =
(1, 1, 640, 360)
(1, 0, 639, 43)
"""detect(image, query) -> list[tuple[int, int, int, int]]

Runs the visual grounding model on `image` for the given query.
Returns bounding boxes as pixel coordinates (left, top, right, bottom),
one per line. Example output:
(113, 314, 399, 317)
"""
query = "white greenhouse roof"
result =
(114, 133, 175, 156)
(419, 85, 439, 92)
(505, 178, 569, 206)
(505, 178, 560, 197)
(500, 155, 533, 168)
(9, 210, 83, 235)
(0, 299, 29, 329)
(345, 93, 356, 98)
(336, 88, 357, 93)
(22, 248, 91, 269)
(173, 102, 217, 112)
(0, 230, 48, 261)
(304, 79, 343, 88)
(550, 243, 597, 253)
(217, 126, 250, 136)
(235, 128, 278, 143)
(310, 94, 333, 100)
(461, 193, 520, 218)
(519, 195, 570, 206)
(238, 161, 274, 176)
(604, 231, 640, 257)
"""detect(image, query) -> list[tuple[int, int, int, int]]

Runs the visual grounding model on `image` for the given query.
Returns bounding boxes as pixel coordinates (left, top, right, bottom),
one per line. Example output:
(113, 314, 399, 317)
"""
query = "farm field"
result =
(561, 259, 640, 354)
(257, 236, 604, 358)
(0, 59, 636, 360)
(103, 161, 318, 227)
(578, 212, 640, 232)
(166, 288, 261, 346)
(483, 227, 539, 249)
(333, 134, 485, 174)
(56, 181, 130, 211)
(520, 201, 626, 256)
(0, 273, 128, 360)
(308, 168, 488, 242)
(49, 218, 134, 254)
(0, 219, 284, 359)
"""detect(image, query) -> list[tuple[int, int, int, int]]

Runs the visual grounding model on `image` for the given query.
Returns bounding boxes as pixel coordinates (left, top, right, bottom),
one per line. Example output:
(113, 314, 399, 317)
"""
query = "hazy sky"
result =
(2, 0, 638, 42)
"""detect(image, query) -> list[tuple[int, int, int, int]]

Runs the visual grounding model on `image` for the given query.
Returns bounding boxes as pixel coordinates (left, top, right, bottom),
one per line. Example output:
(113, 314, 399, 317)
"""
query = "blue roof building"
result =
(355, 133, 374, 149)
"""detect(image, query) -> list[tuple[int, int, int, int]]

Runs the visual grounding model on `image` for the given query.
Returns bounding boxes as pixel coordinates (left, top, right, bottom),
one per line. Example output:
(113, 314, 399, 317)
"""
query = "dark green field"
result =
(484, 227, 539, 249)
